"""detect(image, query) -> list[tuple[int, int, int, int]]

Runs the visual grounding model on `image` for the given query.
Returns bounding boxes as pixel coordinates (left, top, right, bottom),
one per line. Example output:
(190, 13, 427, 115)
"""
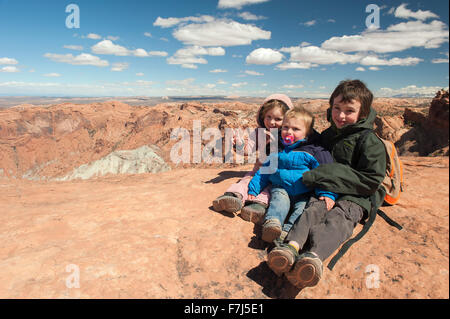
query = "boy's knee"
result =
(271, 188, 289, 198)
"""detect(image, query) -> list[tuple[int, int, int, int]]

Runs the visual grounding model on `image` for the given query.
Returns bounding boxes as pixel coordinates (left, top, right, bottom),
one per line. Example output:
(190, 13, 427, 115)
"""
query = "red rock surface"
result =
(0, 157, 448, 298)
(0, 95, 448, 299)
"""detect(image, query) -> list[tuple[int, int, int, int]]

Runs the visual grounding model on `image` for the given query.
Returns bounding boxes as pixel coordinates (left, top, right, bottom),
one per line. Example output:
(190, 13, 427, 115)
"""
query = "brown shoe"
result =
(240, 202, 266, 224)
(212, 193, 243, 213)
(267, 244, 298, 276)
(285, 252, 323, 289)
(261, 218, 282, 243)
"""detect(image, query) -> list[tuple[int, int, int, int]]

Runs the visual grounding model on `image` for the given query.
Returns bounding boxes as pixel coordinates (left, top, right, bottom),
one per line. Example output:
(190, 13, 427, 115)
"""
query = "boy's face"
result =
(281, 117, 308, 144)
(331, 94, 361, 129)
(263, 106, 285, 129)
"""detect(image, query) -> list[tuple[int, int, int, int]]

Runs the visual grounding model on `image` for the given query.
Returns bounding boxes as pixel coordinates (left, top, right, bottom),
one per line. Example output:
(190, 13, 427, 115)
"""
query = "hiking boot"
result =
(285, 251, 323, 289)
(240, 202, 266, 224)
(267, 244, 299, 276)
(212, 192, 243, 213)
(261, 218, 282, 243)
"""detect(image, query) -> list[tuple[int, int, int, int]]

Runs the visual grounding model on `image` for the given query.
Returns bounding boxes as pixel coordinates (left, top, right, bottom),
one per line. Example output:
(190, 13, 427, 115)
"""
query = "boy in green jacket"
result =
(266, 79, 387, 289)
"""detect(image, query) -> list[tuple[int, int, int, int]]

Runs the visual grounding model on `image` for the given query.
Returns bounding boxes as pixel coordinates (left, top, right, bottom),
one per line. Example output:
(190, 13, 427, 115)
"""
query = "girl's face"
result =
(281, 117, 308, 144)
(263, 107, 285, 129)
(331, 94, 361, 129)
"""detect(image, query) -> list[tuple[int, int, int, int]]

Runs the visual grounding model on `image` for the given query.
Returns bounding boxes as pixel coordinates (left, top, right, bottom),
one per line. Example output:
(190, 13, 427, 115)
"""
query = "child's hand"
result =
(248, 194, 257, 201)
(319, 196, 335, 211)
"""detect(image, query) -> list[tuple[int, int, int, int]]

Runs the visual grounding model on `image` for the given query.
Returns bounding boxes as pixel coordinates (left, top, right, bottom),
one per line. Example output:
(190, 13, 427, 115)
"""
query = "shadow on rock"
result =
(247, 223, 267, 250)
(246, 262, 302, 299)
(208, 205, 235, 219)
(204, 170, 248, 184)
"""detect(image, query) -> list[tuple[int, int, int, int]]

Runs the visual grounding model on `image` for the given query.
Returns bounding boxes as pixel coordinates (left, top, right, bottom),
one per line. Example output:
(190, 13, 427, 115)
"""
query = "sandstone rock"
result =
(56, 145, 170, 181)
(0, 157, 447, 298)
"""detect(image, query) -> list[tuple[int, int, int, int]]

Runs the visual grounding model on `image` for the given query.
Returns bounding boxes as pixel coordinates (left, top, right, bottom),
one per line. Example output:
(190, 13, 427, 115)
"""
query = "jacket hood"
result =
(256, 93, 294, 128)
(326, 106, 377, 134)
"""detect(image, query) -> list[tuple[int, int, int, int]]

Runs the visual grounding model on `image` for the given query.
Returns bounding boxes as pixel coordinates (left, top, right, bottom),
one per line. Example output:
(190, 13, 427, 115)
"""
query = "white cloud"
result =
(173, 19, 271, 47)
(64, 45, 83, 51)
(167, 45, 225, 68)
(376, 85, 449, 97)
(107, 36, 120, 41)
(393, 4, 439, 21)
(280, 45, 361, 65)
(44, 53, 109, 67)
(303, 20, 316, 27)
(432, 58, 449, 64)
(218, 0, 269, 10)
(153, 15, 214, 28)
(86, 33, 102, 40)
(283, 84, 304, 89)
(276, 62, 318, 70)
(148, 51, 168, 57)
(91, 40, 129, 56)
(0, 57, 18, 65)
(369, 66, 381, 71)
(43, 73, 61, 77)
(231, 82, 248, 87)
(91, 40, 168, 58)
(144, 32, 152, 37)
(356, 67, 365, 72)
(359, 55, 422, 66)
(246, 48, 284, 65)
(245, 70, 263, 76)
(210, 69, 228, 73)
(322, 20, 449, 53)
(238, 12, 266, 21)
(432, 52, 449, 63)
(136, 72, 145, 76)
(0, 66, 19, 73)
(111, 62, 129, 72)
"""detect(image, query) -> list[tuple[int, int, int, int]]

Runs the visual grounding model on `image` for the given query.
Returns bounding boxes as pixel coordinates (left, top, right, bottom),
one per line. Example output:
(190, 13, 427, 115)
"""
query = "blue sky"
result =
(0, 0, 448, 97)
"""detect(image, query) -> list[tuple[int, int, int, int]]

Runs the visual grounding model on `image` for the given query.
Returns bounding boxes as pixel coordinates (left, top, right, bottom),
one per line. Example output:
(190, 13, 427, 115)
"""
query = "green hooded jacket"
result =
(302, 107, 386, 217)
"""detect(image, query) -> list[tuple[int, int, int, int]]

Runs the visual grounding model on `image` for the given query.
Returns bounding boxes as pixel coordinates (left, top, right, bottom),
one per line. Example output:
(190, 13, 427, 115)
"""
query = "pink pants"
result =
(226, 171, 271, 207)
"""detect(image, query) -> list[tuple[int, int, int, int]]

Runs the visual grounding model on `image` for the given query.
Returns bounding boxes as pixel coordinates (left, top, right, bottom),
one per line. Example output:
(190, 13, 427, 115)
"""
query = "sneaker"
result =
(261, 218, 282, 243)
(240, 202, 266, 224)
(212, 193, 243, 213)
(285, 251, 323, 289)
(266, 244, 298, 276)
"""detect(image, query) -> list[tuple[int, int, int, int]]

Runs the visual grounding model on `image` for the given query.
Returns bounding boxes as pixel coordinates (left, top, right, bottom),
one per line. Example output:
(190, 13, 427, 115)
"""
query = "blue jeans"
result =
(264, 187, 310, 232)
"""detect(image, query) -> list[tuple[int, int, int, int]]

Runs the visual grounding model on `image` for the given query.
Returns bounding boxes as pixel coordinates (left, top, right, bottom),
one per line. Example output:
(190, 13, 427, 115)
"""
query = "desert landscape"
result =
(0, 91, 448, 299)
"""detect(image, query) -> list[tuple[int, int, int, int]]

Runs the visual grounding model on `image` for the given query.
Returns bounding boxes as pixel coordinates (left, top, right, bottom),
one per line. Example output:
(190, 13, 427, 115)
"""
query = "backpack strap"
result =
(327, 194, 377, 270)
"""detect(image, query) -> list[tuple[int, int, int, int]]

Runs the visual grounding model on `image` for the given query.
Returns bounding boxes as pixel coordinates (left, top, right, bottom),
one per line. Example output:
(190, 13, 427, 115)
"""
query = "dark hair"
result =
(258, 99, 289, 127)
(329, 79, 373, 120)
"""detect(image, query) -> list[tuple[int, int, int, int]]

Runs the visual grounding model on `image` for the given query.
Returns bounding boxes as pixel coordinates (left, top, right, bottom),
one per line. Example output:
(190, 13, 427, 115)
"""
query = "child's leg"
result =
(261, 188, 290, 243)
(224, 172, 253, 204)
(285, 197, 328, 251)
(308, 200, 363, 261)
(282, 195, 310, 233)
(263, 188, 290, 224)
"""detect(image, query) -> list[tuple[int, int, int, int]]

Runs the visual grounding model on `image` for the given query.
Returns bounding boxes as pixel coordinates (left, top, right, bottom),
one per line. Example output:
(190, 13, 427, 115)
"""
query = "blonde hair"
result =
(283, 106, 315, 135)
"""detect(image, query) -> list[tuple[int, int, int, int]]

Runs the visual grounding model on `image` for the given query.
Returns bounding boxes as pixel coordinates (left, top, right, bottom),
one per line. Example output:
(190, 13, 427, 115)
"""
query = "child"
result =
(266, 80, 387, 289)
(212, 94, 293, 221)
(247, 107, 337, 245)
